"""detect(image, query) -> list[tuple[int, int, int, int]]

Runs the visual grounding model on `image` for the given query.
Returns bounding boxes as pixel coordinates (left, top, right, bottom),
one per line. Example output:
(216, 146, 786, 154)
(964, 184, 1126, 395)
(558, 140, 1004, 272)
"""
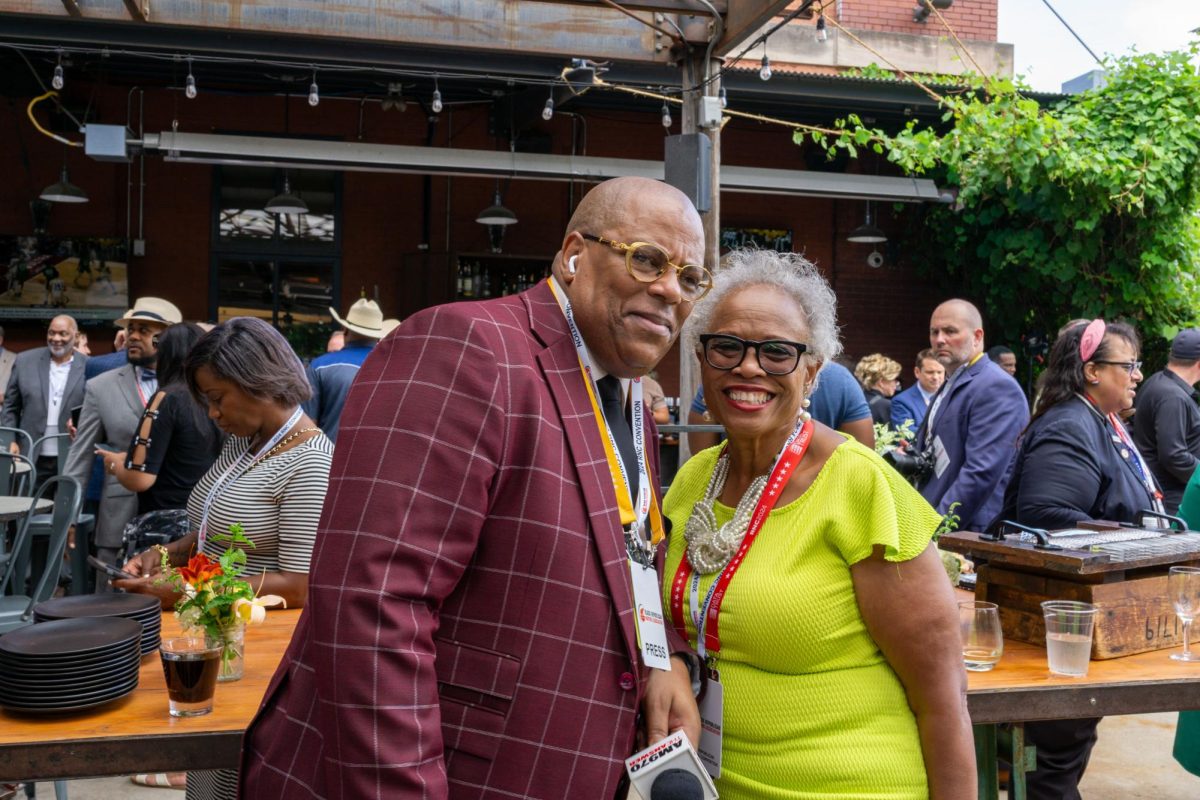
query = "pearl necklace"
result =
(684, 453, 769, 575)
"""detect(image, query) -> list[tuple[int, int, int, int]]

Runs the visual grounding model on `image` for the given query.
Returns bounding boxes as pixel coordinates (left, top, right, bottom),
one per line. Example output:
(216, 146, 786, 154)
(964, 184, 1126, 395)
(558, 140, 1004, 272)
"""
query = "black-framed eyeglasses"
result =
(580, 233, 713, 302)
(1091, 360, 1143, 376)
(699, 333, 808, 375)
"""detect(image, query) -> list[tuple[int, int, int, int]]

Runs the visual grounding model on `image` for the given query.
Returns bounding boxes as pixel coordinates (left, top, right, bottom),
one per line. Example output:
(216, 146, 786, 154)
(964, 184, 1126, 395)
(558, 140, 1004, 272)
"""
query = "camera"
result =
(883, 445, 935, 483)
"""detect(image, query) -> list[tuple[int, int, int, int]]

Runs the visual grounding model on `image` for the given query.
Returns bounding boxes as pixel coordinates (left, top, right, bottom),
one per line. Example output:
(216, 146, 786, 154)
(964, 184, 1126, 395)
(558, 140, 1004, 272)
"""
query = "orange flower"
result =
(177, 552, 223, 585)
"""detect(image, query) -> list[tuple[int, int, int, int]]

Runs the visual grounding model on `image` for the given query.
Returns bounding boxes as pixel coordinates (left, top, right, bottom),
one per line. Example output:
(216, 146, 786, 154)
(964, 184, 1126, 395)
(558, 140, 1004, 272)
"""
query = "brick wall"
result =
(0, 83, 957, 379)
(838, 0, 998, 42)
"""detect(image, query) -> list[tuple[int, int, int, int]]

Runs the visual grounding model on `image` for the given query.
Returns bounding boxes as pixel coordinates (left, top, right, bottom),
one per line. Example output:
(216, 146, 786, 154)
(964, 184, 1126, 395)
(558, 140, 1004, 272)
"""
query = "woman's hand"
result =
(120, 548, 162, 579)
(641, 655, 701, 749)
(96, 449, 123, 476)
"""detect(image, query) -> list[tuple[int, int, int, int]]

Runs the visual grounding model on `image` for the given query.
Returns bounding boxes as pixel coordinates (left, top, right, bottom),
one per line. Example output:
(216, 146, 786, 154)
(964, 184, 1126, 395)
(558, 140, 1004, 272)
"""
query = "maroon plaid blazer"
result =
(240, 281, 677, 799)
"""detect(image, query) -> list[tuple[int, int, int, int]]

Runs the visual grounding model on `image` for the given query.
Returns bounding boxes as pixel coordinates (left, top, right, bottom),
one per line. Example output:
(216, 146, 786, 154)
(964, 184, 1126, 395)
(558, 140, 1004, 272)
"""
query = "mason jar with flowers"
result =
(157, 523, 284, 681)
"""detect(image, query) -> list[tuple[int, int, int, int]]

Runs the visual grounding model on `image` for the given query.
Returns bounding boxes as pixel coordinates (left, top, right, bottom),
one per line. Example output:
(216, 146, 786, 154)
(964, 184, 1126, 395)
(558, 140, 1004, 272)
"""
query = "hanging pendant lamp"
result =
(40, 165, 89, 204)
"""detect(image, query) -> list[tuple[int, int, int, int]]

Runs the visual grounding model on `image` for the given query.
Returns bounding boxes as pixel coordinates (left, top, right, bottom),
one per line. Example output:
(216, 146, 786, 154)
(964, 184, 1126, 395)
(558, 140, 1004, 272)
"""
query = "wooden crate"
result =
(976, 564, 1182, 660)
(941, 530, 1200, 660)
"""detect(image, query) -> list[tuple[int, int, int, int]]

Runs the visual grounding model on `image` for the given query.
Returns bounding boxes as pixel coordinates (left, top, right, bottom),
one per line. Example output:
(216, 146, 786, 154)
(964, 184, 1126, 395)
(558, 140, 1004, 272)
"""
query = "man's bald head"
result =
(46, 314, 78, 362)
(50, 314, 77, 336)
(553, 177, 706, 377)
(559, 177, 700, 262)
(929, 298, 985, 373)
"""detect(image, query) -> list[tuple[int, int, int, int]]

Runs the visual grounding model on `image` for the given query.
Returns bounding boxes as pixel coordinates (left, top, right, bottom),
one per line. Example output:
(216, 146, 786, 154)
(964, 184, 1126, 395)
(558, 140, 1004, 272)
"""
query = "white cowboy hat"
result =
(381, 318, 401, 337)
(116, 297, 183, 328)
(330, 298, 385, 339)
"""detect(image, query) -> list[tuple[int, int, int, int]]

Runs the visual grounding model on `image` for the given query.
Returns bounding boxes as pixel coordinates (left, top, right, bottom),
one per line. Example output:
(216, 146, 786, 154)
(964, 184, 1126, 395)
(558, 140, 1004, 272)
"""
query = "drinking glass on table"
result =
(959, 600, 1003, 671)
(1041, 600, 1096, 677)
(1169, 566, 1200, 662)
(160, 637, 222, 717)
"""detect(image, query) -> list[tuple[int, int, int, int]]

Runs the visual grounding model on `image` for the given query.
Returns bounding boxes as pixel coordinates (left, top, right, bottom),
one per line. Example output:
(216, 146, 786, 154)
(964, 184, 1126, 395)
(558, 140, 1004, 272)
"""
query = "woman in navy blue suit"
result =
(992, 318, 1162, 800)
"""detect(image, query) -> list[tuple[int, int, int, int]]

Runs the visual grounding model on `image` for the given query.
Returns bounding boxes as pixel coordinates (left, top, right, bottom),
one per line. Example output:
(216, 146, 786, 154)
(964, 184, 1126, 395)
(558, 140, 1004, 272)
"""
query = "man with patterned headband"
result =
(241, 176, 706, 799)
(915, 298, 1028, 532)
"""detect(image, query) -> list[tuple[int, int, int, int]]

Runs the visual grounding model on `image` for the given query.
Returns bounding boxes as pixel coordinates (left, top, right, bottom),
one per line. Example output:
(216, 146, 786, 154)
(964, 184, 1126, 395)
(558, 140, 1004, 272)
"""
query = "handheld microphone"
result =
(650, 769, 704, 800)
(624, 730, 718, 800)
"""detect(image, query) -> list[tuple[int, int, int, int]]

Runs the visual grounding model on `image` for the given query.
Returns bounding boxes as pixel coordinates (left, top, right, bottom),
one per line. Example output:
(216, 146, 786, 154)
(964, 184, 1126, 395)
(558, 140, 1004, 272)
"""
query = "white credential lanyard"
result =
(548, 276, 653, 555)
(197, 405, 303, 550)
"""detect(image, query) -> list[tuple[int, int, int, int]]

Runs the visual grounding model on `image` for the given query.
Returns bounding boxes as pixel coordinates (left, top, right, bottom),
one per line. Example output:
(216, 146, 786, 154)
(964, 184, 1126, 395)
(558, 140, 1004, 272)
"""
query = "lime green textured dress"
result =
(662, 439, 942, 799)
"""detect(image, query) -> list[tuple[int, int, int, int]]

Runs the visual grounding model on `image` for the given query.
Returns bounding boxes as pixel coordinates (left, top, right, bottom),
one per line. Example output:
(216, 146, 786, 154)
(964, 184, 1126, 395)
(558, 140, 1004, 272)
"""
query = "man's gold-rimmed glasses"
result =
(580, 233, 713, 302)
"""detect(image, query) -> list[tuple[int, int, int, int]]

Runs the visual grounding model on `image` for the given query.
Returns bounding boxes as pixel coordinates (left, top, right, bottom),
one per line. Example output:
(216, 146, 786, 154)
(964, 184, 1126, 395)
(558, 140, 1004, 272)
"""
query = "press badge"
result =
(932, 435, 951, 479)
(697, 669, 723, 779)
(629, 560, 672, 671)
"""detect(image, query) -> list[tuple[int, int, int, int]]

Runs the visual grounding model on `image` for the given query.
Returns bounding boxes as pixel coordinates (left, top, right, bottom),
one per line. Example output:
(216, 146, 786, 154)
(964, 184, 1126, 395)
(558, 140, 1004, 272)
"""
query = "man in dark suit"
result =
(240, 177, 704, 799)
(890, 348, 944, 434)
(916, 300, 1029, 531)
(1, 314, 87, 480)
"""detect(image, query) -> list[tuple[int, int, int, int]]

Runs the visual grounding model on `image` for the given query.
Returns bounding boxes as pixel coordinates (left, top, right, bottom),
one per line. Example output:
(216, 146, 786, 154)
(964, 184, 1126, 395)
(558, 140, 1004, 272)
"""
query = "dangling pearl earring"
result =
(799, 395, 812, 423)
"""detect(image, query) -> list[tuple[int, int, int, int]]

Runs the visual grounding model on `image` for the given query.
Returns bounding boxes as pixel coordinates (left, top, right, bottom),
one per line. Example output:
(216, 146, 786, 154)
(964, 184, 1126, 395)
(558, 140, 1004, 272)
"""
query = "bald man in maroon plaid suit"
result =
(240, 178, 706, 799)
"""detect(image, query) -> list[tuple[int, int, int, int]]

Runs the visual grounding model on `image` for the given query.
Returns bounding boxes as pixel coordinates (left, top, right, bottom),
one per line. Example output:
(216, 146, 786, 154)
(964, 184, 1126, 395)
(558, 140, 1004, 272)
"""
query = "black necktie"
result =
(597, 375, 639, 501)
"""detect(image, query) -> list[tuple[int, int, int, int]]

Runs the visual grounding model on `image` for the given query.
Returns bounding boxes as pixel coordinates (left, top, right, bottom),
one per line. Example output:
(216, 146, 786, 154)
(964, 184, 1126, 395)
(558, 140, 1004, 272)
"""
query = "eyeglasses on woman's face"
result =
(1091, 359, 1143, 377)
(580, 233, 713, 302)
(699, 333, 808, 376)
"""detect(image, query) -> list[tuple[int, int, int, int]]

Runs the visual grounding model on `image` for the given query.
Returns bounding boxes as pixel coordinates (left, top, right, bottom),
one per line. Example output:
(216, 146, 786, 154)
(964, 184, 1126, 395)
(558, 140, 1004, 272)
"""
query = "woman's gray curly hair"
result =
(683, 249, 842, 366)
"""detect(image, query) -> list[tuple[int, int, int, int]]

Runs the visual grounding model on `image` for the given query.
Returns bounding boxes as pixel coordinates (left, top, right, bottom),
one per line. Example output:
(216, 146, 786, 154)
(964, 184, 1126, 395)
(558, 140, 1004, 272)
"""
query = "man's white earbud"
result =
(567, 255, 578, 275)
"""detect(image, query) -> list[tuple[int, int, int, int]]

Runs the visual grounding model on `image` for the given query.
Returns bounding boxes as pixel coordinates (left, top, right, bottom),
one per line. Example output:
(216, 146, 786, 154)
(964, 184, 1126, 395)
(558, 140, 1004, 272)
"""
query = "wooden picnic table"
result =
(2, 599, 1199, 788)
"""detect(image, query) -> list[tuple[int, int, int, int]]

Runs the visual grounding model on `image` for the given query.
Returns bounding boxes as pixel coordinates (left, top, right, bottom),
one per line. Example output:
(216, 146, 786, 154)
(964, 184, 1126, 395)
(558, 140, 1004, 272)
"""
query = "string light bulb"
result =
(431, 76, 443, 114)
(759, 54, 772, 81)
(184, 58, 197, 99)
(816, 14, 828, 43)
(661, 101, 672, 129)
(719, 86, 728, 109)
(542, 93, 555, 121)
(308, 71, 319, 107)
(51, 51, 64, 91)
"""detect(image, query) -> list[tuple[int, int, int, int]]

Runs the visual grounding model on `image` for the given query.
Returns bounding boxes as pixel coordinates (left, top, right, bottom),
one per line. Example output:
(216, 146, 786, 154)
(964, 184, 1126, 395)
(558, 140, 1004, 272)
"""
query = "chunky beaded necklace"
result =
(684, 453, 769, 575)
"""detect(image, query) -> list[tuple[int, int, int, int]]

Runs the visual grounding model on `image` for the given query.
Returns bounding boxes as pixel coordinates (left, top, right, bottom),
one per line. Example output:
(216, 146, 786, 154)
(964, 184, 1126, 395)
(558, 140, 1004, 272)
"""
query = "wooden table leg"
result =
(974, 723, 1000, 800)
(976, 722, 1037, 800)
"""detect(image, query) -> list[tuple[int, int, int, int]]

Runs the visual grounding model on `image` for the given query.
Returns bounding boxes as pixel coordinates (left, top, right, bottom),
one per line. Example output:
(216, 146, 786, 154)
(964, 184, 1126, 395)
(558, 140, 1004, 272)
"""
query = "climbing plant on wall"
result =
(804, 45, 1200, 348)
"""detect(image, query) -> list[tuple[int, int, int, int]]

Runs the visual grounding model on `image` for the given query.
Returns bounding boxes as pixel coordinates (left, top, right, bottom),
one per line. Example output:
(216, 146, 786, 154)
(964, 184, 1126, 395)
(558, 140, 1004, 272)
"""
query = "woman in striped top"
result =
(118, 316, 333, 609)
(116, 317, 334, 799)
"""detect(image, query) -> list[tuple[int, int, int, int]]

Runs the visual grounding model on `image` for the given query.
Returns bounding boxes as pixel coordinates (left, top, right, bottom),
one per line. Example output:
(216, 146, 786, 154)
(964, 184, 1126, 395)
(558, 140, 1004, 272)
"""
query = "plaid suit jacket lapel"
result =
(526, 282, 640, 667)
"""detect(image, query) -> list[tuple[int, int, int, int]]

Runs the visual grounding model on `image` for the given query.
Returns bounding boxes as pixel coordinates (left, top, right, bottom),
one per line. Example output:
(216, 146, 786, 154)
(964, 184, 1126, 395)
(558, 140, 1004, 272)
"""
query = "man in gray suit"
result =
(0, 325, 18, 394)
(64, 297, 181, 588)
(1, 314, 87, 480)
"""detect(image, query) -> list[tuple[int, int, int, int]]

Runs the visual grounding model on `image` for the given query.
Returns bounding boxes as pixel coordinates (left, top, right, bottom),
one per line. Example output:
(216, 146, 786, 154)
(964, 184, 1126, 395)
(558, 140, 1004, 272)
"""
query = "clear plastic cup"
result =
(1041, 601, 1097, 677)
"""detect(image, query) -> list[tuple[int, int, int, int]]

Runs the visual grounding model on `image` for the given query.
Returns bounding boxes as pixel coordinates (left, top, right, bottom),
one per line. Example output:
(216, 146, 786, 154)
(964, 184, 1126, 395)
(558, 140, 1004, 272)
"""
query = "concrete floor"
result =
(25, 713, 1200, 798)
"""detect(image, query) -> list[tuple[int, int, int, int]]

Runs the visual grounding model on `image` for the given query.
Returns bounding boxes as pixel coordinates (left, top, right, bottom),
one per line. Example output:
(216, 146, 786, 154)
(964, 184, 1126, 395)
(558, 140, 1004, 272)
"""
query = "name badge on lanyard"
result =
(668, 419, 815, 777)
(547, 277, 670, 671)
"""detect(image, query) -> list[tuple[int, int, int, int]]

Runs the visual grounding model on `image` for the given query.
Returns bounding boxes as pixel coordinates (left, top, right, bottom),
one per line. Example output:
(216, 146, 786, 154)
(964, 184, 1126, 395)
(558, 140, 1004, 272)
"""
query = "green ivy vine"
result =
(802, 44, 1200, 348)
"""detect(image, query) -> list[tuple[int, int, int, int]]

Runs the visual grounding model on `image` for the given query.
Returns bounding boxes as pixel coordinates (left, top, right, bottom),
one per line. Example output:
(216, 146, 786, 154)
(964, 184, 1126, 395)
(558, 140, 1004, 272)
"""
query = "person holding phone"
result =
(95, 323, 223, 515)
(115, 317, 332, 799)
(63, 297, 181, 588)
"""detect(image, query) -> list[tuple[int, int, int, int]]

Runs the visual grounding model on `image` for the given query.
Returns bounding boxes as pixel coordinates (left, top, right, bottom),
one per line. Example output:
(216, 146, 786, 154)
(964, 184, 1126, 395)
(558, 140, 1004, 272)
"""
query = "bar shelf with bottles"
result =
(454, 254, 551, 301)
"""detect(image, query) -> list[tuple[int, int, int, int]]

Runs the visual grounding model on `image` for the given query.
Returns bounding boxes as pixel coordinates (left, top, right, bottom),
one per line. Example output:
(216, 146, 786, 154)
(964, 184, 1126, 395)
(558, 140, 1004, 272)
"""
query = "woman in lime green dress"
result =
(662, 250, 975, 799)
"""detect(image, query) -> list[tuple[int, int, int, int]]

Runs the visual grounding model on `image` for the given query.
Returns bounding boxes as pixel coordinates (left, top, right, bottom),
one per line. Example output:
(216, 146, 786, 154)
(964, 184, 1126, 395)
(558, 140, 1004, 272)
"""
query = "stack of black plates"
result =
(0, 617, 141, 713)
(34, 593, 162, 655)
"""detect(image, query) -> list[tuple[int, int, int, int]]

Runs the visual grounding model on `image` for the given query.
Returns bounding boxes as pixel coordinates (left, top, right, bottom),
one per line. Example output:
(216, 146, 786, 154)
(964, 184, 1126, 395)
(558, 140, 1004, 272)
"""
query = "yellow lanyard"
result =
(547, 278, 665, 552)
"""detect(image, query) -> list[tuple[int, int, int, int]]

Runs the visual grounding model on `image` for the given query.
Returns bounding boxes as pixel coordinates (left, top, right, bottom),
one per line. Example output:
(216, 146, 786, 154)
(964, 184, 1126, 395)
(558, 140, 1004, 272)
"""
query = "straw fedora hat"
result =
(116, 297, 183, 328)
(330, 298, 385, 339)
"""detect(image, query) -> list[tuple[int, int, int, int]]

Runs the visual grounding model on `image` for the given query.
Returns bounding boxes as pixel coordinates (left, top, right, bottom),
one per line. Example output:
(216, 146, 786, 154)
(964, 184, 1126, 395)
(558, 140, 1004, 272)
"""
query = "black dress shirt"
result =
(1132, 369, 1200, 512)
